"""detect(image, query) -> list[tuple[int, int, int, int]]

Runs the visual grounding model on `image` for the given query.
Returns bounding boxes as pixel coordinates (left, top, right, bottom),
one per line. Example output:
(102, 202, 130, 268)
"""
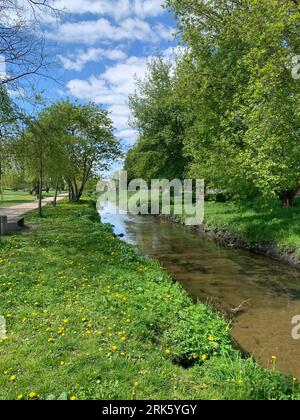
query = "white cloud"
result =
(46, 17, 171, 44)
(117, 129, 138, 145)
(66, 55, 149, 145)
(58, 47, 127, 71)
(53, 0, 165, 21)
(66, 49, 179, 144)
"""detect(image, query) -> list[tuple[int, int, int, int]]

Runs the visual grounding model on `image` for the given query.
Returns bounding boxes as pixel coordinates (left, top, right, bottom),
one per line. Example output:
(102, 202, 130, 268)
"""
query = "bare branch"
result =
(0, 0, 61, 88)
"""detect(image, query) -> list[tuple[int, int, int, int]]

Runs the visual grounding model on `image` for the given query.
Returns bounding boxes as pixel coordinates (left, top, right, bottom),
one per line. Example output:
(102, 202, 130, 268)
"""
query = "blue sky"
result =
(32, 0, 178, 151)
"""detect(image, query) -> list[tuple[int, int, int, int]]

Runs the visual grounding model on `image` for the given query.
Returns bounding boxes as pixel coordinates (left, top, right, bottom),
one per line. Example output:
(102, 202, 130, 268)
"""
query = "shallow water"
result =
(101, 206, 300, 378)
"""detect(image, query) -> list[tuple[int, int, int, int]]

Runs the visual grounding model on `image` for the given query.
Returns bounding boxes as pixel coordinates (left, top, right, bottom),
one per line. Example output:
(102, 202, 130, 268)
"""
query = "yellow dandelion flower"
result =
(29, 391, 38, 399)
(70, 396, 77, 401)
(165, 348, 171, 354)
(120, 336, 126, 342)
(112, 345, 118, 350)
(271, 355, 277, 361)
(193, 354, 198, 360)
(133, 381, 139, 387)
(17, 394, 24, 400)
(202, 354, 207, 361)
(208, 336, 214, 342)
(9, 375, 16, 382)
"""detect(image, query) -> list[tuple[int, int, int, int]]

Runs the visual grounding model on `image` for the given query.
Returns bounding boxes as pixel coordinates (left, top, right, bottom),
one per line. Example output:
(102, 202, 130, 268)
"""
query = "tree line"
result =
(0, 88, 120, 215)
(125, 0, 300, 208)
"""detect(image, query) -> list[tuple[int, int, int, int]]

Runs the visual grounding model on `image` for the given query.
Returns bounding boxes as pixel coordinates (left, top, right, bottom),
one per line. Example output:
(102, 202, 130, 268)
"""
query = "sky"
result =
(30, 0, 179, 153)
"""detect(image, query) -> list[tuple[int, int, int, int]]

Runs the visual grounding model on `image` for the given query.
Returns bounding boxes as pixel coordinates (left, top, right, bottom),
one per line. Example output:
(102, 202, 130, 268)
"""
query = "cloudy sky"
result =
(34, 0, 178, 150)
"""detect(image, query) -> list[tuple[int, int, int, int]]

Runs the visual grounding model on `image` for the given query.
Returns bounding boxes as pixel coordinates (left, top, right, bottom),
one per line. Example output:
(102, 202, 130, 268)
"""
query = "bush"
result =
(164, 304, 232, 366)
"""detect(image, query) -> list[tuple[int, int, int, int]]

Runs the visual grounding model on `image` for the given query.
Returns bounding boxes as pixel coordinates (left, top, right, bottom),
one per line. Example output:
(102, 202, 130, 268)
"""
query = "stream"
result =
(100, 205, 300, 378)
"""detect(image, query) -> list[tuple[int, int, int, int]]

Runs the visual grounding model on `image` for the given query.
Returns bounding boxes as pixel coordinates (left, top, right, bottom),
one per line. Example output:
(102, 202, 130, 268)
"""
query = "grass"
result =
(204, 198, 300, 255)
(0, 201, 299, 400)
(0, 190, 57, 208)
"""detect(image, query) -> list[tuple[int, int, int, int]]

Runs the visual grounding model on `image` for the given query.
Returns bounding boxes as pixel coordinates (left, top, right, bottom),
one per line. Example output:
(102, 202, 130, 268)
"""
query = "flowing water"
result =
(101, 205, 300, 378)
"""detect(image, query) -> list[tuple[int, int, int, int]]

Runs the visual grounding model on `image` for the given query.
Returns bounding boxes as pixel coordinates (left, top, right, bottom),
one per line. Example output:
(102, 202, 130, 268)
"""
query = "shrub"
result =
(164, 304, 232, 366)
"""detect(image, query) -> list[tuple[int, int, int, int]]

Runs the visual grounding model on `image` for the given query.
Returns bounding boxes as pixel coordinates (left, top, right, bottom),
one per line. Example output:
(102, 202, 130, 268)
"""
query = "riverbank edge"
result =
(158, 213, 300, 268)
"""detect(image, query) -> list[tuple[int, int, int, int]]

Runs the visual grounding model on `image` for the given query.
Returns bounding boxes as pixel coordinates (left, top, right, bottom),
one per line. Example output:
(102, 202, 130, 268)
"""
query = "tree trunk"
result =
(34, 183, 39, 196)
(279, 189, 298, 208)
(68, 180, 82, 202)
(53, 183, 58, 207)
(38, 164, 43, 217)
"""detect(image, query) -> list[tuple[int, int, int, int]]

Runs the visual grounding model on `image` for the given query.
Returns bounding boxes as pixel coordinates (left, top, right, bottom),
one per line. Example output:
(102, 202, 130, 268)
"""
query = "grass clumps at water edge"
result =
(0, 201, 299, 400)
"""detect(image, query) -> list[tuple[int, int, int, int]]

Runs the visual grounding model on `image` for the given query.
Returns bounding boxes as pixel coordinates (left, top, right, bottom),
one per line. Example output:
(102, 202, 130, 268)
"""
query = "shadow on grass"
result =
(206, 198, 300, 246)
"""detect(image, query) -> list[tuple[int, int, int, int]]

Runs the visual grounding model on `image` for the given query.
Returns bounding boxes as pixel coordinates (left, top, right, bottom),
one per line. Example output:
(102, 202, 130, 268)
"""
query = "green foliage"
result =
(0, 86, 19, 197)
(168, 0, 300, 202)
(164, 304, 232, 366)
(45, 100, 121, 201)
(125, 57, 188, 182)
(19, 99, 121, 205)
(128, 1, 300, 206)
(202, 352, 299, 400)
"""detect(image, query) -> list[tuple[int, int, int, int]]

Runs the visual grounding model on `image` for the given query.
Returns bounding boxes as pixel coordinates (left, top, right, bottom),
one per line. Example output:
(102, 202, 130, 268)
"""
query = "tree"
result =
(46, 100, 121, 202)
(166, 0, 300, 207)
(0, 0, 58, 87)
(125, 57, 188, 183)
(20, 101, 66, 216)
(0, 86, 18, 198)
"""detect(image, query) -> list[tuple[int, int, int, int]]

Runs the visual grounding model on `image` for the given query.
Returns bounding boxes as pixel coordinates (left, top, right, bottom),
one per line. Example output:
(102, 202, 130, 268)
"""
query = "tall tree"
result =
(166, 0, 300, 206)
(46, 100, 121, 202)
(0, 86, 18, 198)
(126, 57, 188, 182)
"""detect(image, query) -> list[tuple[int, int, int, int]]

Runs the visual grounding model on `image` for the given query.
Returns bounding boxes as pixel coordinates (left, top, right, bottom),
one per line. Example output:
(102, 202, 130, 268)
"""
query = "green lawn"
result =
(0, 201, 299, 400)
(0, 190, 38, 207)
(0, 190, 59, 208)
(204, 198, 300, 256)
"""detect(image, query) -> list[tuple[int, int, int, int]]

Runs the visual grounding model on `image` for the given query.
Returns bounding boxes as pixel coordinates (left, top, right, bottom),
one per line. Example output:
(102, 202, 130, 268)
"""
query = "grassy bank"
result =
(0, 201, 299, 400)
(204, 199, 300, 258)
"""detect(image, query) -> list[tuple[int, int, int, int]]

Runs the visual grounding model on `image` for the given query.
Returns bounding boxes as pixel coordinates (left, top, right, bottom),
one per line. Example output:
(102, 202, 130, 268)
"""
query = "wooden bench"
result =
(0, 215, 25, 236)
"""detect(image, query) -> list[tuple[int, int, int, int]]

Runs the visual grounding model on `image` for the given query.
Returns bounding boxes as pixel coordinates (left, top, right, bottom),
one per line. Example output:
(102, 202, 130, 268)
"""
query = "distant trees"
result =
(126, 0, 300, 207)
